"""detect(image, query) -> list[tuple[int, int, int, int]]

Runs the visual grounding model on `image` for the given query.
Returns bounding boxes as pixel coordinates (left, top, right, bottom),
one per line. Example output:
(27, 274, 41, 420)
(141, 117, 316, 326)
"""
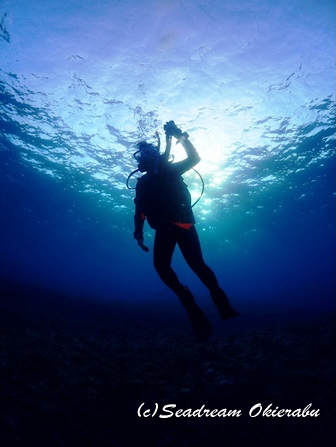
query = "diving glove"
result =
(134, 233, 149, 252)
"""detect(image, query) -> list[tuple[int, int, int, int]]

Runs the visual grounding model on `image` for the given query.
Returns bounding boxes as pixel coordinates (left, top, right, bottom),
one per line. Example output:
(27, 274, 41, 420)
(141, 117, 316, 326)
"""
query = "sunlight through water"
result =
(1, 0, 335, 221)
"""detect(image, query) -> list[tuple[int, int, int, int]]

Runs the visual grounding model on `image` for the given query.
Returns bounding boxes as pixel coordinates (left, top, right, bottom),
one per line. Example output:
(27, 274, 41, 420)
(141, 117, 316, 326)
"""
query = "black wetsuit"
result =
(133, 144, 221, 298)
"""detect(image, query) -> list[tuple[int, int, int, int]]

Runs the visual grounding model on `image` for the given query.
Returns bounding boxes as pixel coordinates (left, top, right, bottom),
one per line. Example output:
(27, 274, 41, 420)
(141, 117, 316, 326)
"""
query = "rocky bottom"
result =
(0, 279, 335, 447)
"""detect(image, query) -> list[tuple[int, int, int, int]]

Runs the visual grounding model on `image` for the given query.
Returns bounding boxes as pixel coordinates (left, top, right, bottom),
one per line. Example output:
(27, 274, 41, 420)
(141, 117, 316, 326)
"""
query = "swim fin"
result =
(178, 286, 212, 341)
(211, 288, 240, 320)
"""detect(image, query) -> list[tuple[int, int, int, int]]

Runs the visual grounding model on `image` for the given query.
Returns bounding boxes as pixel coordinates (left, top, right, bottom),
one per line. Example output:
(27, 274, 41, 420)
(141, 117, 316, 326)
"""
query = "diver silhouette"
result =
(132, 121, 239, 340)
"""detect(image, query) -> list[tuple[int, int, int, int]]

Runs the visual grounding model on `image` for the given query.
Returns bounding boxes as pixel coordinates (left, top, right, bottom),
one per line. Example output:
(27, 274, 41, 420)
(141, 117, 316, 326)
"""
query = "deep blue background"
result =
(1, 139, 335, 315)
(0, 0, 335, 316)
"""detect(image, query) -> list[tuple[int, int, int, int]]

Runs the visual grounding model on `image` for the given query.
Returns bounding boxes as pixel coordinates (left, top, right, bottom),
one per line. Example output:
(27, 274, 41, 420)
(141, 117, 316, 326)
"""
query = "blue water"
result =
(0, 0, 335, 312)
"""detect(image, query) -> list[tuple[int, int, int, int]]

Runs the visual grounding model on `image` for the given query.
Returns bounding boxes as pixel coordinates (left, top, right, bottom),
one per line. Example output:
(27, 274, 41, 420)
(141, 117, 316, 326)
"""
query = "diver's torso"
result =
(137, 167, 195, 229)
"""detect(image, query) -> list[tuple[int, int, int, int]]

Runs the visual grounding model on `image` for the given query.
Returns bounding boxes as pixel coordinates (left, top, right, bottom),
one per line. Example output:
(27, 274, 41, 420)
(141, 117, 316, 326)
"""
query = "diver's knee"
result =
(154, 259, 167, 276)
(187, 260, 207, 273)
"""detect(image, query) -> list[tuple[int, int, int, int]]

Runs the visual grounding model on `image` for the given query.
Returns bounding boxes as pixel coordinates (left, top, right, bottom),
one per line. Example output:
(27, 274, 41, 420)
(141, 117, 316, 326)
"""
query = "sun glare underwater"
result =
(0, 0, 335, 311)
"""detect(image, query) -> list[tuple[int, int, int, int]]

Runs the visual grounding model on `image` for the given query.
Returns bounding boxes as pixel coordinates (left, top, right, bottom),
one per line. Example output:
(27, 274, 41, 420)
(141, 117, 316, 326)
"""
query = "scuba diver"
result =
(131, 120, 239, 340)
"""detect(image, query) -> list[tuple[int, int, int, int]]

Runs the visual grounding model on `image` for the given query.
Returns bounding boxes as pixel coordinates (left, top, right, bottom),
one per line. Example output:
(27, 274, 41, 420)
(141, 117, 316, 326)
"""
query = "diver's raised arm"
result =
(163, 120, 200, 172)
(179, 134, 201, 166)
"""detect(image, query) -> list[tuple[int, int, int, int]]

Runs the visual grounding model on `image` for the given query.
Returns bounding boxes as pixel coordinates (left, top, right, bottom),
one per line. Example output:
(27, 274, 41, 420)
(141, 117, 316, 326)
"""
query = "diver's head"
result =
(133, 141, 160, 173)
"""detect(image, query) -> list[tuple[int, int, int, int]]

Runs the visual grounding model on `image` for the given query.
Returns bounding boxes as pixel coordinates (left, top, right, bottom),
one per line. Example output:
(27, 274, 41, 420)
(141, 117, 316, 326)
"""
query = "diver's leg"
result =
(177, 225, 219, 290)
(154, 224, 212, 340)
(177, 226, 239, 320)
(153, 225, 183, 295)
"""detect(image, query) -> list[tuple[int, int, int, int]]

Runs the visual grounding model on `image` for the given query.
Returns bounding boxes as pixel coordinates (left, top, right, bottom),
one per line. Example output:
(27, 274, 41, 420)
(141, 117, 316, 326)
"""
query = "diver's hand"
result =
(164, 120, 183, 139)
(135, 236, 149, 252)
(164, 121, 189, 142)
(138, 240, 149, 252)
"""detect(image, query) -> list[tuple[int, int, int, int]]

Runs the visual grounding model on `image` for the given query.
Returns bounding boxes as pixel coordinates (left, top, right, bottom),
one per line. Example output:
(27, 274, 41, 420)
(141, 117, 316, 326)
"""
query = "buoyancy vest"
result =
(135, 168, 195, 229)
